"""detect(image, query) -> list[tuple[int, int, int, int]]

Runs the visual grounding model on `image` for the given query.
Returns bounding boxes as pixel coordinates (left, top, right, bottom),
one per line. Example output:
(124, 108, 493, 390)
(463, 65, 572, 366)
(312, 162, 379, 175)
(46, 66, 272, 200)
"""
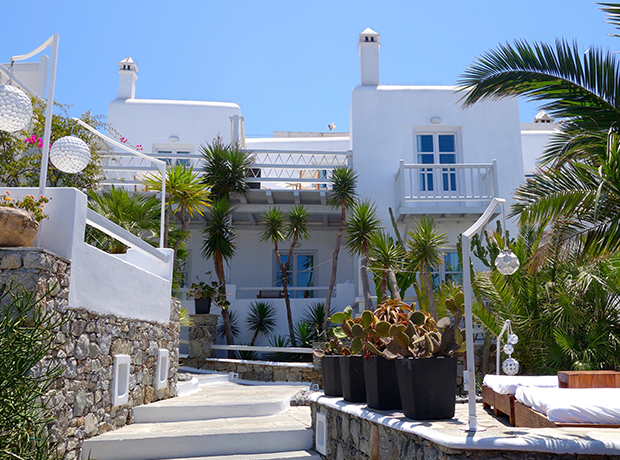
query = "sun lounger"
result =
(482, 375, 558, 425)
(514, 387, 620, 428)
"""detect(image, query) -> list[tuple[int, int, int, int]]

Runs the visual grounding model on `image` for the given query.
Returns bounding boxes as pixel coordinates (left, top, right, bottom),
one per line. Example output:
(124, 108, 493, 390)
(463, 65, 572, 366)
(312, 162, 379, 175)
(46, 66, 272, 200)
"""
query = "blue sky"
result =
(1, 1, 617, 137)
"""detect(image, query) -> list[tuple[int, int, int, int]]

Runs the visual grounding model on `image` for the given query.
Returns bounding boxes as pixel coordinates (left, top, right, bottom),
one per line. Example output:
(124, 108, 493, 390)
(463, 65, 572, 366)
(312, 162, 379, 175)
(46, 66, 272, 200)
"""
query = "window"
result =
(157, 149, 191, 167)
(416, 133, 457, 193)
(275, 253, 315, 298)
(431, 252, 462, 289)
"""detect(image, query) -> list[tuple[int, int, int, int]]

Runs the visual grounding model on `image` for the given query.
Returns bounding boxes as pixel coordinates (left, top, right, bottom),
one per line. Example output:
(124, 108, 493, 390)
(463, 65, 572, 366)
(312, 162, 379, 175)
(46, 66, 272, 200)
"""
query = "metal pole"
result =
(37, 34, 58, 198)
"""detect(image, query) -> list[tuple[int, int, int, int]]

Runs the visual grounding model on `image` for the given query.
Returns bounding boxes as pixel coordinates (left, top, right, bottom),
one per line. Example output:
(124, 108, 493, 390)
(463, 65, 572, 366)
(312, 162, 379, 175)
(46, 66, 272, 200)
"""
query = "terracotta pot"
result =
(0, 207, 38, 247)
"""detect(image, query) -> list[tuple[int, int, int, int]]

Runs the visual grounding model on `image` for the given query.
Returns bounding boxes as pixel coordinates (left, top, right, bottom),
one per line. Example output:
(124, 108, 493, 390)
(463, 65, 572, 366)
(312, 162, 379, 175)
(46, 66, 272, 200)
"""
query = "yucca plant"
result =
(302, 302, 335, 339)
(345, 200, 382, 309)
(323, 166, 358, 338)
(246, 301, 277, 346)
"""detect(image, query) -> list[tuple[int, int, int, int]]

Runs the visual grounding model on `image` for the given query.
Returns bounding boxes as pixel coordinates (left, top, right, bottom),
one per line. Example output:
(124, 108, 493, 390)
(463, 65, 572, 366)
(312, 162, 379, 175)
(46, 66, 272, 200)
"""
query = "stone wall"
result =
(310, 403, 620, 460)
(0, 248, 179, 460)
(185, 313, 218, 368)
(201, 358, 321, 385)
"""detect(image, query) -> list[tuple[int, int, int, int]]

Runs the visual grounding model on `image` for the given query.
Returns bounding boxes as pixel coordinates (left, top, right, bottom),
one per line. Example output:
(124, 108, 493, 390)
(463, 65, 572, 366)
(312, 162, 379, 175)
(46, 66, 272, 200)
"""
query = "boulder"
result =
(0, 207, 38, 247)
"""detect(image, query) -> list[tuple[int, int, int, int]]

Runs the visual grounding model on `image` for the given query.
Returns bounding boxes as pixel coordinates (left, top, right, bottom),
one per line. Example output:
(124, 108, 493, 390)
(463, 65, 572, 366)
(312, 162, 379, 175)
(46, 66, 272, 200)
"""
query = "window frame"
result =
(273, 251, 318, 298)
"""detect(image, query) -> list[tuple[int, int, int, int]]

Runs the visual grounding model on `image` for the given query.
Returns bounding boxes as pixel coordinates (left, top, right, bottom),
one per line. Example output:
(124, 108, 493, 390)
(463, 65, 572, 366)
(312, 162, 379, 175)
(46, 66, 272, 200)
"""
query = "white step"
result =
(134, 382, 304, 423)
(81, 408, 313, 460)
(164, 450, 321, 460)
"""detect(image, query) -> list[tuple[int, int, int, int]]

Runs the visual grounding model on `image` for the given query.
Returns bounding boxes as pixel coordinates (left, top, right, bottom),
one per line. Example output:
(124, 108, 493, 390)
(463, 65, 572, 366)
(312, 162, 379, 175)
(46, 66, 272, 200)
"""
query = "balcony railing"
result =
(101, 149, 352, 191)
(395, 160, 497, 208)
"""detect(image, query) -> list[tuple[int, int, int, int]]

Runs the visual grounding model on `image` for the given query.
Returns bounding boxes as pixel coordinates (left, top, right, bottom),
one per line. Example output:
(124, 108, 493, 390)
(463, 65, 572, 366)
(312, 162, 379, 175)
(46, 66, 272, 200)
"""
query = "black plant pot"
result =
(395, 356, 457, 420)
(340, 355, 366, 402)
(363, 356, 401, 410)
(194, 297, 212, 315)
(321, 355, 343, 396)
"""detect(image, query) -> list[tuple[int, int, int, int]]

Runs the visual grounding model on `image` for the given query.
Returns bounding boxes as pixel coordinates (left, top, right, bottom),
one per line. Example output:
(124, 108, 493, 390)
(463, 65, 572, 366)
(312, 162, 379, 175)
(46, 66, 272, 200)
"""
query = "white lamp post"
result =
(461, 197, 519, 432)
(8, 34, 60, 198)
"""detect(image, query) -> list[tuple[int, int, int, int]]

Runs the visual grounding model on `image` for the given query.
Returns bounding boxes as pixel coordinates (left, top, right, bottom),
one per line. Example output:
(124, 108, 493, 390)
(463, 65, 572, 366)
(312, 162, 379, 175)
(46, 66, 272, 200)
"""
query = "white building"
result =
(105, 29, 553, 347)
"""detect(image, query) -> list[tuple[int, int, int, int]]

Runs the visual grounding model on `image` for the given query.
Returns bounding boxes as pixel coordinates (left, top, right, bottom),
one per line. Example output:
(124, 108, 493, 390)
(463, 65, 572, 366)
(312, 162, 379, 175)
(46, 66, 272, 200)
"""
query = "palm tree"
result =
(260, 205, 310, 347)
(323, 166, 358, 338)
(458, 38, 620, 168)
(406, 217, 448, 320)
(367, 231, 405, 303)
(200, 140, 253, 201)
(201, 140, 253, 353)
(86, 187, 160, 253)
(201, 198, 236, 349)
(246, 301, 277, 346)
(142, 163, 210, 257)
(457, 6, 620, 254)
(345, 200, 382, 309)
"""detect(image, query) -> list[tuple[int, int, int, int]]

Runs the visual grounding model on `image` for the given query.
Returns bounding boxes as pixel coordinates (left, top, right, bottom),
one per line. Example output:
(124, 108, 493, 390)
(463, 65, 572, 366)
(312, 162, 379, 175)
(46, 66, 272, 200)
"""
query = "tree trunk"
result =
(172, 208, 188, 261)
(283, 238, 298, 347)
(379, 270, 388, 304)
(360, 242, 374, 310)
(388, 269, 401, 300)
(250, 329, 259, 347)
(420, 264, 437, 320)
(323, 201, 346, 339)
(214, 252, 235, 358)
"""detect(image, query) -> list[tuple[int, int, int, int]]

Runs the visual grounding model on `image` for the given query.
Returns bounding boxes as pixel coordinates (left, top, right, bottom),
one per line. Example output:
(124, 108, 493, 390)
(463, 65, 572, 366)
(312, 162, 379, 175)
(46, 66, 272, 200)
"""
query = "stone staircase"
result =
(81, 374, 320, 460)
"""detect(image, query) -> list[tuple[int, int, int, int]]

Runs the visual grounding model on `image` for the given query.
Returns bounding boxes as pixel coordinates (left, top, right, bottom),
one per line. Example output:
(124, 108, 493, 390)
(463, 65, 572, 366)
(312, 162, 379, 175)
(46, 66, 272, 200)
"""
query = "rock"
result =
(0, 207, 38, 247)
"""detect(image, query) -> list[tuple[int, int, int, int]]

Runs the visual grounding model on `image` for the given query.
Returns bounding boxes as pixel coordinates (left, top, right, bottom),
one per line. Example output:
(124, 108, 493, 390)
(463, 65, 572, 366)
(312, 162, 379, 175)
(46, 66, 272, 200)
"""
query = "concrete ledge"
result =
(309, 393, 620, 458)
(193, 358, 322, 385)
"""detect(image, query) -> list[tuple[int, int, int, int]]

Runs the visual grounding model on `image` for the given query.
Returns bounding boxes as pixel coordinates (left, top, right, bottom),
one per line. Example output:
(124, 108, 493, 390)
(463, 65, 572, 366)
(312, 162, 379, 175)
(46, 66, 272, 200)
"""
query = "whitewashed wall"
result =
(7, 188, 173, 324)
(520, 123, 558, 176)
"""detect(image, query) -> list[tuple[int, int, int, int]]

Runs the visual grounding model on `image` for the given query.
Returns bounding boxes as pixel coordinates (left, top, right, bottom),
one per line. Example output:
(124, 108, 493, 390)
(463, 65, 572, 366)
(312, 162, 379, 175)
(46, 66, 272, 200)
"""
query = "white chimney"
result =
(359, 28, 380, 86)
(117, 57, 138, 100)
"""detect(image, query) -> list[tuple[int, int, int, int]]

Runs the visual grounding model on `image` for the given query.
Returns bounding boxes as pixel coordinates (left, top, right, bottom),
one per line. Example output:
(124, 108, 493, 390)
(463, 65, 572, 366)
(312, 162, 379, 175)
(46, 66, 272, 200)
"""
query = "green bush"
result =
(0, 285, 67, 460)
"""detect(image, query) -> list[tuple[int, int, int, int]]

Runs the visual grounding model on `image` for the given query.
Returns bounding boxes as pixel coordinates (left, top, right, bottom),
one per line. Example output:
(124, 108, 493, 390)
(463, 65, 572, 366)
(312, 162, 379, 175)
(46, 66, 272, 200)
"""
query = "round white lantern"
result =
(508, 333, 519, 345)
(495, 249, 520, 275)
(502, 357, 520, 376)
(503, 343, 514, 355)
(0, 84, 33, 133)
(49, 136, 90, 173)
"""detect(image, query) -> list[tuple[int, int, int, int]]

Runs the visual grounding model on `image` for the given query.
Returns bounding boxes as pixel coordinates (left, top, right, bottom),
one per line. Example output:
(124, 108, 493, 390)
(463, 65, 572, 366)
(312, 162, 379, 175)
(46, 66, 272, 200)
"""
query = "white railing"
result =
(85, 208, 169, 263)
(235, 286, 330, 299)
(395, 160, 497, 207)
(212, 344, 314, 355)
(101, 149, 352, 191)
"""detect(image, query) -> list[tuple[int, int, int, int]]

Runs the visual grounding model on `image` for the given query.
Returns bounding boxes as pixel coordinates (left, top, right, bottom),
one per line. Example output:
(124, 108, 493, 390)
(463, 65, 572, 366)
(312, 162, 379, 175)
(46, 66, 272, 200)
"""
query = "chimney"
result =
(117, 57, 138, 100)
(359, 28, 380, 86)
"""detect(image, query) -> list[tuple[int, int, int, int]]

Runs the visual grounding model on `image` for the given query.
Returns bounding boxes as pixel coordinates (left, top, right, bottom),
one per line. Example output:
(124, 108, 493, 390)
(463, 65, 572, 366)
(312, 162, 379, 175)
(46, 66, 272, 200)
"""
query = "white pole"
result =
(11, 33, 59, 247)
(460, 197, 505, 432)
(37, 34, 58, 197)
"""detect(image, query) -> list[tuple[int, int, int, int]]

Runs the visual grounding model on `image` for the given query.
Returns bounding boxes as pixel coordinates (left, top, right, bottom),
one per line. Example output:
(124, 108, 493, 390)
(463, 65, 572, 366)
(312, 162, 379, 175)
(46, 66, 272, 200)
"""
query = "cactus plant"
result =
(360, 295, 465, 360)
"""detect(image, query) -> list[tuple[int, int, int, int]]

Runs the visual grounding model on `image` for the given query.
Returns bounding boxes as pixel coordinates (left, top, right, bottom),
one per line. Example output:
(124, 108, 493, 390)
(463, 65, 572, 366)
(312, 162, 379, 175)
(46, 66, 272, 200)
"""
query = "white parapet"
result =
(5, 187, 173, 324)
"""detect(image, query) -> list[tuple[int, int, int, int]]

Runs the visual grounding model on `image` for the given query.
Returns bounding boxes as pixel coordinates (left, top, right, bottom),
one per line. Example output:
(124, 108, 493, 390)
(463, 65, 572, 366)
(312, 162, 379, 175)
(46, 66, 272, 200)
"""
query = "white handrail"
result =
(86, 208, 169, 263)
(212, 344, 313, 354)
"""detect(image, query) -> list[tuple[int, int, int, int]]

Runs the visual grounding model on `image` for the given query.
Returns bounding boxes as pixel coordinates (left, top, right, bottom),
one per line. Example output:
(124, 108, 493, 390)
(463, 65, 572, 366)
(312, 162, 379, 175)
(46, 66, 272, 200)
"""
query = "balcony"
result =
(395, 160, 497, 219)
(101, 149, 352, 191)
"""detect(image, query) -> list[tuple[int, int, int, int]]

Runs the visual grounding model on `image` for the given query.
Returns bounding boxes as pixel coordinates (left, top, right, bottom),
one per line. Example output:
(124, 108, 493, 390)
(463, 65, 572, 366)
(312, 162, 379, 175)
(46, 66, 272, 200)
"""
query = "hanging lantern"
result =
(503, 343, 514, 355)
(495, 249, 520, 275)
(508, 333, 519, 345)
(502, 357, 520, 376)
(0, 84, 33, 133)
(49, 136, 90, 173)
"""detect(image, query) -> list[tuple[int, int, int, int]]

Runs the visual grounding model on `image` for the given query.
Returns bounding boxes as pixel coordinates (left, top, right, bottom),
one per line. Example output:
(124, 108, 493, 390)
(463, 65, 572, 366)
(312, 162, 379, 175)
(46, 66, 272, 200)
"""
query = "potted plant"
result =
(188, 272, 218, 315)
(349, 300, 414, 410)
(364, 294, 464, 420)
(326, 306, 367, 402)
(313, 307, 354, 397)
(0, 192, 49, 247)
